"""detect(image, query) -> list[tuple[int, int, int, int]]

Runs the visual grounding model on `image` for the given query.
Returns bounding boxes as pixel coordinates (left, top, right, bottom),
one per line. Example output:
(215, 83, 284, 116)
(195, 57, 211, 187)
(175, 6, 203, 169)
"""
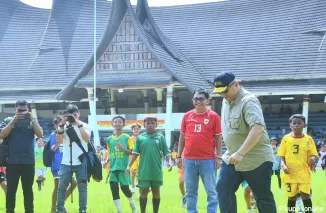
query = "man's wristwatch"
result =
(177, 156, 182, 159)
(78, 124, 83, 128)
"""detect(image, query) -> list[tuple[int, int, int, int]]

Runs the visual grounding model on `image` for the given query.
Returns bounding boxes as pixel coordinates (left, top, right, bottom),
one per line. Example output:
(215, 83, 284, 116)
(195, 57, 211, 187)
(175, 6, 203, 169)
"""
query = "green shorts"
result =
(110, 171, 131, 185)
(137, 180, 163, 188)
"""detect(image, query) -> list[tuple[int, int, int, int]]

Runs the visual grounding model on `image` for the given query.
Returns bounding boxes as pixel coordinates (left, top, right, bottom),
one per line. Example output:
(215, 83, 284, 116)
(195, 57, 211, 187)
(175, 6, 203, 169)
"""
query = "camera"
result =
(66, 114, 75, 123)
(16, 113, 31, 128)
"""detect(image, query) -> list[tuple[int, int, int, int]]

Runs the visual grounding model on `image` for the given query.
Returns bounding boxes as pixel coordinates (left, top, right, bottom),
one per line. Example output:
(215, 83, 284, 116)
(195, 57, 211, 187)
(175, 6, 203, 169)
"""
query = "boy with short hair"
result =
(278, 114, 318, 213)
(35, 137, 46, 191)
(270, 137, 282, 189)
(106, 116, 137, 213)
(130, 123, 141, 193)
(126, 116, 172, 213)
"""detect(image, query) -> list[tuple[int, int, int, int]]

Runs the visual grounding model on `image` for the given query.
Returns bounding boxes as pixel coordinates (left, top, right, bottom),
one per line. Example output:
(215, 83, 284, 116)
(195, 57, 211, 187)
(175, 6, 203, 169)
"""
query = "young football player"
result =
(278, 114, 318, 213)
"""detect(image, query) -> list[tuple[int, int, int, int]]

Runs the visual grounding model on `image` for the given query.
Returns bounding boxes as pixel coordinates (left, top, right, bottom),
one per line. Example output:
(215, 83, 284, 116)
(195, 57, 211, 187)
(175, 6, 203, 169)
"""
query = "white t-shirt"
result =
(61, 122, 91, 166)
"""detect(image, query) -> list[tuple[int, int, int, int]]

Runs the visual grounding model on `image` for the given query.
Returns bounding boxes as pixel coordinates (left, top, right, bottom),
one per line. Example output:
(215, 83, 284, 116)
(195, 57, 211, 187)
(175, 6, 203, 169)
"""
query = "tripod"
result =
(69, 125, 74, 203)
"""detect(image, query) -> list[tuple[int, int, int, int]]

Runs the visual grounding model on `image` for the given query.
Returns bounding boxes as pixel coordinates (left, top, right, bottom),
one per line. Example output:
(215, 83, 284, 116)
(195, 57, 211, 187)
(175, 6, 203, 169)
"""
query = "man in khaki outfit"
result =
(213, 72, 276, 213)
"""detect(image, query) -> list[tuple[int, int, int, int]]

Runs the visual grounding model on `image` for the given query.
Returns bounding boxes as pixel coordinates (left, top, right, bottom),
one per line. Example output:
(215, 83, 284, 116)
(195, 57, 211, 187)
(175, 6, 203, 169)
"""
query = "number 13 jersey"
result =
(278, 133, 318, 183)
(180, 109, 222, 160)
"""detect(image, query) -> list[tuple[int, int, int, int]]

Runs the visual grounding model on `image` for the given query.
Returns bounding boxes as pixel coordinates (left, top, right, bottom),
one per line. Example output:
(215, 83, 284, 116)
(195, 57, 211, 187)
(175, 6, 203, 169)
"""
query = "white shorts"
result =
(35, 168, 47, 178)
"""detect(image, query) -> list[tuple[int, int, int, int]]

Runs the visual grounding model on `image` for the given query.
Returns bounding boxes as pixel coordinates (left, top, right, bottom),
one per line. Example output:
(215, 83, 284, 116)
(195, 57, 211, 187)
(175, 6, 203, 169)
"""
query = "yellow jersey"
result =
(278, 133, 318, 183)
(131, 136, 140, 170)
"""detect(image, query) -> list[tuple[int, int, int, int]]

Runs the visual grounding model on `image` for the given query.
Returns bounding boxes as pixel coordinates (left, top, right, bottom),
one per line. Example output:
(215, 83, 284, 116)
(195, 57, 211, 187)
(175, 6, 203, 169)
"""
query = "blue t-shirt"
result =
(50, 132, 63, 171)
(272, 146, 281, 171)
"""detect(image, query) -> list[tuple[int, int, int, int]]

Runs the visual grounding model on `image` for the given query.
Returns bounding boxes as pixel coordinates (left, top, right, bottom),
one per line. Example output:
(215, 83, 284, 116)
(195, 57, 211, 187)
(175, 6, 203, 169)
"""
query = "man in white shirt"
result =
(55, 104, 91, 213)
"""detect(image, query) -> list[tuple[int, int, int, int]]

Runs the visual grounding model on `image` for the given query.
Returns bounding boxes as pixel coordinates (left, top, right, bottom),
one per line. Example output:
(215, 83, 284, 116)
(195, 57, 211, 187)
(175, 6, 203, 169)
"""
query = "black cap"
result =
(213, 72, 235, 93)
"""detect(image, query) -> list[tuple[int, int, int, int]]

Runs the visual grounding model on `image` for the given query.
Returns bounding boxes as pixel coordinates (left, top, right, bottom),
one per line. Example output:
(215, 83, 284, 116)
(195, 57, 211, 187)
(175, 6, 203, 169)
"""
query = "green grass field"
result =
(0, 169, 325, 213)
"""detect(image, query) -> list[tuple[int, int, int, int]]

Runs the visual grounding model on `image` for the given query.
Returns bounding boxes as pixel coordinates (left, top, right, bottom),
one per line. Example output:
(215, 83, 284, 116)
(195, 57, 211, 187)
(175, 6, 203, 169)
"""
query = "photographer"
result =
(55, 104, 91, 213)
(0, 100, 43, 213)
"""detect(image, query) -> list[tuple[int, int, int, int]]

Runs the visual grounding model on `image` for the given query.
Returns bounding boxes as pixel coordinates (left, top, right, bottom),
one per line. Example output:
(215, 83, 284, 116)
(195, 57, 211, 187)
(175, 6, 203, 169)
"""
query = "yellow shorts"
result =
(284, 183, 310, 197)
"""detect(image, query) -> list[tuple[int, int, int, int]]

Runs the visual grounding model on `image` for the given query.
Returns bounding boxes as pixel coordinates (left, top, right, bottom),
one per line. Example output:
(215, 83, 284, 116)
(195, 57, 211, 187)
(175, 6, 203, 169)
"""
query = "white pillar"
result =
(87, 88, 100, 146)
(302, 95, 310, 134)
(30, 103, 38, 120)
(109, 89, 117, 115)
(165, 85, 173, 147)
(155, 88, 164, 113)
(0, 104, 3, 120)
(142, 89, 149, 113)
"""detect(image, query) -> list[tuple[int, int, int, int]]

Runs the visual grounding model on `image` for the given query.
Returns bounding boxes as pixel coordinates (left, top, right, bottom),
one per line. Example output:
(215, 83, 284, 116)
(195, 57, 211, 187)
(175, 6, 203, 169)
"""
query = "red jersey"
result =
(181, 109, 222, 160)
(0, 167, 5, 173)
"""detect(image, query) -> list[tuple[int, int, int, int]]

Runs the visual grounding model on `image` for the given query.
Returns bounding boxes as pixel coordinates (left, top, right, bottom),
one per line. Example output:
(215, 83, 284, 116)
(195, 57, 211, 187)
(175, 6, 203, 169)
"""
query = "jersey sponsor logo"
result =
(204, 119, 209, 124)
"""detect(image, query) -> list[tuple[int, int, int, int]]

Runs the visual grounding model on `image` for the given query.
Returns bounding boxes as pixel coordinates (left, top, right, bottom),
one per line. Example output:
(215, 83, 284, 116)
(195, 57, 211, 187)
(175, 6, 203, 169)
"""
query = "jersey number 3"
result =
(194, 124, 202, 132)
(293, 145, 299, 154)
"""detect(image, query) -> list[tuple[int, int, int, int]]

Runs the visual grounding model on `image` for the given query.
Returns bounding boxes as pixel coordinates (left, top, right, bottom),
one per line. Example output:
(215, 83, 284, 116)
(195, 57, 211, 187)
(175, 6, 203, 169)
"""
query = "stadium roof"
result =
(0, 0, 326, 102)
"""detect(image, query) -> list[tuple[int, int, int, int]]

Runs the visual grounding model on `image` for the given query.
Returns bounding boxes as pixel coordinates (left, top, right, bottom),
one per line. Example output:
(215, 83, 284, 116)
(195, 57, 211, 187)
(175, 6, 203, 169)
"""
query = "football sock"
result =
(287, 199, 296, 213)
(153, 198, 160, 213)
(128, 197, 137, 210)
(139, 198, 147, 213)
(113, 199, 122, 212)
(302, 199, 312, 213)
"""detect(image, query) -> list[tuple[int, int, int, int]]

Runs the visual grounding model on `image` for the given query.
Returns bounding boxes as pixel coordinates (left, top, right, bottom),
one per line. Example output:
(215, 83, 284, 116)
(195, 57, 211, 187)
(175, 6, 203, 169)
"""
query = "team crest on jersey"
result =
(156, 140, 159, 144)
(204, 119, 209, 124)
(306, 141, 309, 146)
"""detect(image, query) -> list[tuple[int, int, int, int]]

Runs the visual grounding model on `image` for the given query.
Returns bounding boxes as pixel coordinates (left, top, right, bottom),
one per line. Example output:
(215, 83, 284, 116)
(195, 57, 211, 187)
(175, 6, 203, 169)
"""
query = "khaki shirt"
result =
(221, 88, 274, 171)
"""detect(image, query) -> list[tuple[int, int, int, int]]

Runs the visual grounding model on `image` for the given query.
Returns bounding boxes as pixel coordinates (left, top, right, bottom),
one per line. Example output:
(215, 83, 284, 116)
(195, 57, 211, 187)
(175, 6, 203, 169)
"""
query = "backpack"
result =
(0, 139, 8, 167)
(43, 139, 53, 167)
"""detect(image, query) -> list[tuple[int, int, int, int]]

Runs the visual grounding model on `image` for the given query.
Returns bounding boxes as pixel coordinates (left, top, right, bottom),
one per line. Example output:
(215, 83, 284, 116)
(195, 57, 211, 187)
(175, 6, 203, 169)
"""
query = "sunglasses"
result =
(192, 97, 207, 102)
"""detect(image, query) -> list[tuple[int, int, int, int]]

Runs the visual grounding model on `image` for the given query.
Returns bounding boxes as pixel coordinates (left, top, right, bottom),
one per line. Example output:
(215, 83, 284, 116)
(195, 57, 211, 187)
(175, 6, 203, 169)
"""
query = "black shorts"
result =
(273, 169, 280, 176)
(322, 164, 325, 171)
(0, 172, 6, 183)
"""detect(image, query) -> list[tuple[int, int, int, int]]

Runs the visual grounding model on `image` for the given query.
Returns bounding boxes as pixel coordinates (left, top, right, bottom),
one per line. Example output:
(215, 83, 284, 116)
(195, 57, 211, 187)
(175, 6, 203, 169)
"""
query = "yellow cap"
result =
(213, 86, 228, 93)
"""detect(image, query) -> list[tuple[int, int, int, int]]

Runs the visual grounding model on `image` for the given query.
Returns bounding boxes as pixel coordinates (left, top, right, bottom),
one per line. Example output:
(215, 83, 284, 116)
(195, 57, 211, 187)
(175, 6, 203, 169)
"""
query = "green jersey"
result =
(106, 133, 133, 171)
(133, 132, 170, 181)
(35, 147, 44, 168)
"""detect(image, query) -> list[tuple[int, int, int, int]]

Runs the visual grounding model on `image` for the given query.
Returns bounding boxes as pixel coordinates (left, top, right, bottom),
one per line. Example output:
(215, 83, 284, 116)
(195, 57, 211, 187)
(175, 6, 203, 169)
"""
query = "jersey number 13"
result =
(194, 124, 202, 132)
